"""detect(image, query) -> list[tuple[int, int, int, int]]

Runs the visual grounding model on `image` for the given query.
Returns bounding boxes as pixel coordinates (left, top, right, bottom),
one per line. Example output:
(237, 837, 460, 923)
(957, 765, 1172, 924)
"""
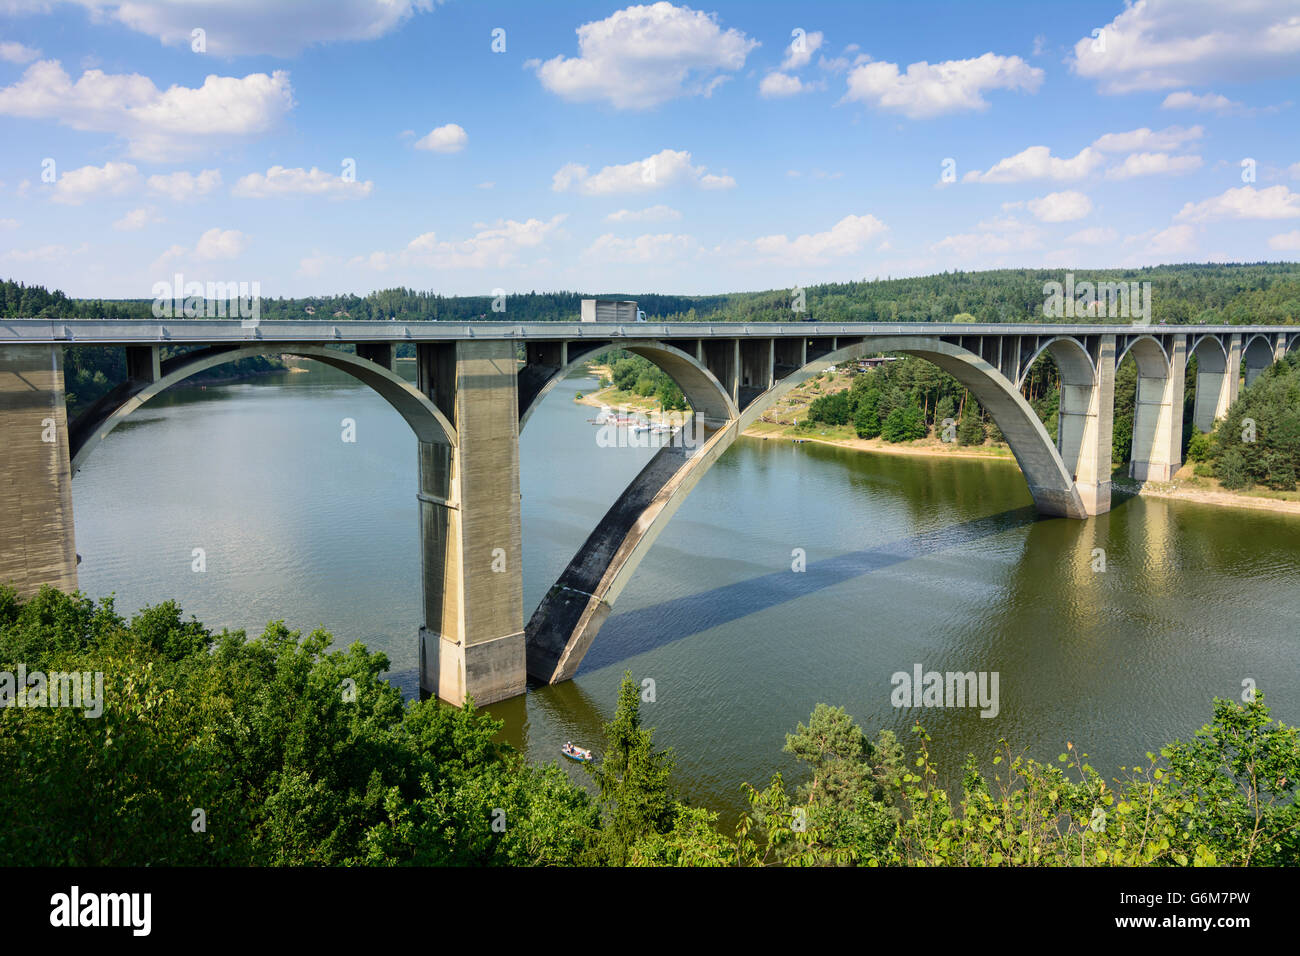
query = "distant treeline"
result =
(5, 262, 1300, 326)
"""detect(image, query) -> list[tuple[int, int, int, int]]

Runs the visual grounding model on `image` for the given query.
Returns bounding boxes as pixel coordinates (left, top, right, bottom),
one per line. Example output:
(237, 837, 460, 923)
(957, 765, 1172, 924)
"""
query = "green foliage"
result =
(1205, 353, 1300, 490)
(590, 672, 678, 865)
(0, 586, 595, 866)
(881, 406, 927, 442)
(806, 390, 852, 426)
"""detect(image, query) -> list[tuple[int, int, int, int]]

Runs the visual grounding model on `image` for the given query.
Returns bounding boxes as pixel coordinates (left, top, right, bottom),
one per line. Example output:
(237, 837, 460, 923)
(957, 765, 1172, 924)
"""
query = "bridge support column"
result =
(1226, 334, 1243, 407)
(417, 340, 525, 706)
(0, 345, 78, 597)
(1130, 335, 1185, 482)
(1072, 335, 1115, 514)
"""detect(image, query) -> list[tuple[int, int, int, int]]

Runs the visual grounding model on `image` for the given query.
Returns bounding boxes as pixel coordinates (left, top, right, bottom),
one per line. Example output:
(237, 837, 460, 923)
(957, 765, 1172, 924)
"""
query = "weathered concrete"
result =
(418, 340, 526, 706)
(0, 345, 78, 597)
(4, 318, 1292, 704)
(525, 423, 734, 683)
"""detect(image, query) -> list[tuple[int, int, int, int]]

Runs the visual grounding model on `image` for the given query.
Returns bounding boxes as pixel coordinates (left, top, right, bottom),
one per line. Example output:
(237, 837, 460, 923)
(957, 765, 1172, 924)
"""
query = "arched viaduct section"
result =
(3, 320, 1296, 705)
(523, 334, 1099, 685)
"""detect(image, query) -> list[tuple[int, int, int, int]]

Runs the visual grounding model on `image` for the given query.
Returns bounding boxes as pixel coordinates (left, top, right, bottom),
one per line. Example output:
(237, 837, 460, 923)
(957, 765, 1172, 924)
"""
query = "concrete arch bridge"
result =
(0, 319, 1291, 703)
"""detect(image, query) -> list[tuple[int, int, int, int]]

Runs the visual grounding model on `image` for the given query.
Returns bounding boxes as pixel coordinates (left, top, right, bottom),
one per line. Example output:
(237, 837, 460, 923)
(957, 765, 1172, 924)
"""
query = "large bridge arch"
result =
(68, 344, 456, 474)
(525, 334, 1090, 685)
(518, 338, 737, 431)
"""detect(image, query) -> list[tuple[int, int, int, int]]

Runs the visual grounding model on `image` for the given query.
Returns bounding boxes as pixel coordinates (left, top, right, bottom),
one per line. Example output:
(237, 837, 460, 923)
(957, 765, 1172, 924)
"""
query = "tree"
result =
(589, 672, 677, 865)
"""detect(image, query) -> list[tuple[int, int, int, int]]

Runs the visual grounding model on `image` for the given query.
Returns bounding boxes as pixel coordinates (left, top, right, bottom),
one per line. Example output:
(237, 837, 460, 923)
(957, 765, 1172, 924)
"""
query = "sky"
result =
(0, 0, 1298, 300)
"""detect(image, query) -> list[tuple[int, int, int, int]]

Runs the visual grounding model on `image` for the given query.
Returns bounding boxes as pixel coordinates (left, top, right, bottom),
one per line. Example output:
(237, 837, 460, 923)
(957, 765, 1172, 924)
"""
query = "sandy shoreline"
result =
(571, 367, 1300, 518)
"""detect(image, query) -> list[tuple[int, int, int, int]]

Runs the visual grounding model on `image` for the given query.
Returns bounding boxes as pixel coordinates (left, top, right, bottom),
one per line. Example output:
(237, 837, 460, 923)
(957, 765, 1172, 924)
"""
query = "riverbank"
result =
(574, 362, 1300, 517)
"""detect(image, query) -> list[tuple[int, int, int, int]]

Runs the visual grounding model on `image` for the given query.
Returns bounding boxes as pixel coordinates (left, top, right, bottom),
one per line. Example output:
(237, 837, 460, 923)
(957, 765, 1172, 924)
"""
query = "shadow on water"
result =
(575, 504, 1044, 675)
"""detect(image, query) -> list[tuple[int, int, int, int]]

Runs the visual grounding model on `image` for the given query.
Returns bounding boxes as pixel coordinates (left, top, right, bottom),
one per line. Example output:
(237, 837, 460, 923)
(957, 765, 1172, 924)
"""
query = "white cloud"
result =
(1091, 124, 1202, 153)
(147, 169, 222, 201)
(1288, 162, 1300, 180)
(553, 148, 734, 194)
(1160, 90, 1245, 114)
(748, 213, 888, 266)
(585, 232, 695, 263)
(50, 161, 141, 204)
(0, 40, 41, 63)
(355, 215, 566, 271)
(113, 206, 162, 231)
(932, 217, 1045, 259)
(605, 204, 682, 222)
(1105, 152, 1203, 179)
(0, 60, 293, 160)
(781, 30, 823, 70)
(1066, 226, 1118, 245)
(231, 166, 372, 199)
(842, 52, 1042, 118)
(1135, 224, 1197, 256)
(0, 217, 20, 230)
(194, 228, 249, 260)
(1268, 230, 1300, 251)
(1069, 0, 1300, 93)
(759, 72, 806, 97)
(530, 2, 757, 109)
(414, 123, 467, 153)
(1019, 190, 1093, 222)
(2, 242, 86, 263)
(43, 0, 439, 57)
(963, 146, 1103, 183)
(1175, 185, 1300, 222)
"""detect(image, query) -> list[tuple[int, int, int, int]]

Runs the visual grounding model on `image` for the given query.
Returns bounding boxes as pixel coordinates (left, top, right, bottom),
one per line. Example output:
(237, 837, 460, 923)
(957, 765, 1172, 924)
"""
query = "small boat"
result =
(561, 741, 593, 763)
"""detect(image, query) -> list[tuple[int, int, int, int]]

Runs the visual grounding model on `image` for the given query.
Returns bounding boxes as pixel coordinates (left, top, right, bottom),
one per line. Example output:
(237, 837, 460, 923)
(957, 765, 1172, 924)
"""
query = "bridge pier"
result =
(416, 340, 526, 706)
(0, 345, 78, 597)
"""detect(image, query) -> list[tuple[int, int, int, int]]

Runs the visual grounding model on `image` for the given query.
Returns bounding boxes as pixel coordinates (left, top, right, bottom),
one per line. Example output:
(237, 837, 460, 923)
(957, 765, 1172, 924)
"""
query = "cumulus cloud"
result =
(1008, 190, 1093, 222)
(1127, 224, 1197, 257)
(50, 161, 141, 204)
(932, 216, 1044, 259)
(113, 206, 163, 231)
(0, 40, 41, 63)
(747, 213, 888, 266)
(781, 30, 823, 70)
(605, 204, 682, 222)
(963, 146, 1103, 183)
(1105, 152, 1203, 179)
(1269, 230, 1300, 251)
(34, 0, 439, 57)
(553, 149, 734, 194)
(842, 52, 1042, 118)
(1175, 185, 1300, 222)
(585, 232, 695, 263)
(1066, 226, 1119, 245)
(1069, 0, 1300, 93)
(231, 166, 372, 198)
(759, 72, 807, 97)
(1091, 124, 1202, 152)
(0, 60, 293, 160)
(354, 215, 566, 271)
(194, 228, 249, 260)
(530, 2, 757, 109)
(148, 169, 222, 201)
(414, 123, 467, 153)
(1160, 90, 1246, 114)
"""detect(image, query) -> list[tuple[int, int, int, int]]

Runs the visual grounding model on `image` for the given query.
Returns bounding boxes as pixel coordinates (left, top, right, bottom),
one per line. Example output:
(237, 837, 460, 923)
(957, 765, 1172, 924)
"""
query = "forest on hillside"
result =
(4, 262, 1300, 326)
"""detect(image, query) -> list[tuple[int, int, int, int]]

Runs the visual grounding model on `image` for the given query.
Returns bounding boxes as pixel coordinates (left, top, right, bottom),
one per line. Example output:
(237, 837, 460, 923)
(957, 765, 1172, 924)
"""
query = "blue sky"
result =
(1, 0, 1298, 299)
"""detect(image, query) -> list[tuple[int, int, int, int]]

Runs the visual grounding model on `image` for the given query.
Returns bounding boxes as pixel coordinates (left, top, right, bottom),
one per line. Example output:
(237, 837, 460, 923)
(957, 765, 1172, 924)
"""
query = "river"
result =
(70, 359, 1300, 825)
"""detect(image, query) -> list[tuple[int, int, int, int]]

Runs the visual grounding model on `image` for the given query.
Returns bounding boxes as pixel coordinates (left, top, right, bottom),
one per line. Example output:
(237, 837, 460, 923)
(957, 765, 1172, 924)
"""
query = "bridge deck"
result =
(0, 319, 1292, 345)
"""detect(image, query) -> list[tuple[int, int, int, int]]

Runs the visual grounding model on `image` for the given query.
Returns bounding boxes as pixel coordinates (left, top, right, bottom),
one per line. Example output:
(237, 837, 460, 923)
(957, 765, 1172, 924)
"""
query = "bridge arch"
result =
(525, 334, 1089, 685)
(1243, 333, 1277, 385)
(519, 338, 738, 431)
(1190, 335, 1231, 432)
(68, 344, 456, 474)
